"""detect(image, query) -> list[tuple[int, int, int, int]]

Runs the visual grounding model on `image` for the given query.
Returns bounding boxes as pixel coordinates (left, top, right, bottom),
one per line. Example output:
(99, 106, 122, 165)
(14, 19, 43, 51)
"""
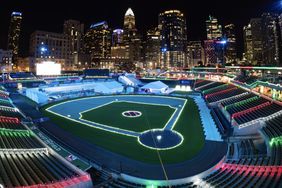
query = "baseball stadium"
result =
(0, 66, 281, 188)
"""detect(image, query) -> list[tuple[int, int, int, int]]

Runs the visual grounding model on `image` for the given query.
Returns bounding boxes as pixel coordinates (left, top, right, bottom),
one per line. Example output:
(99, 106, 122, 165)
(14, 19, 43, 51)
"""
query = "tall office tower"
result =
(187, 41, 204, 67)
(7, 12, 22, 63)
(204, 16, 223, 65)
(243, 24, 253, 63)
(63, 20, 84, 69)
(29, 31, 71, 70)
(243, 18, 263, 65)
(204, 40, 217, 65)
(112, 29, 124, 47)
(111, 29, 127, 59)
(224, 24, 237, 63)
(206, 15, 222, 40)
(261, 13, 281, 66)
(84, 21, 111, 67)
(123, 8, 142, 69)
(123, 8, 137, 41)
(250, 18, 263, 65)
(144, 27, 161, 69)
(159, 10, 187, 69)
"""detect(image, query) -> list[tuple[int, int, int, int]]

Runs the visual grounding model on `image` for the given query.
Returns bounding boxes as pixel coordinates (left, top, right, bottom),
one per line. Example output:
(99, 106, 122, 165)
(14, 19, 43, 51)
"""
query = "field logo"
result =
(122, 111, 142, 118)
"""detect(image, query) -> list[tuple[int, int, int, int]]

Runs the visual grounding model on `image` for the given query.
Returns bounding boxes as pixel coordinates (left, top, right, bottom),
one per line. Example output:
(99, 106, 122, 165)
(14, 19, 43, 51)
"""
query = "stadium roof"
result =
(141, 81, 168, 90)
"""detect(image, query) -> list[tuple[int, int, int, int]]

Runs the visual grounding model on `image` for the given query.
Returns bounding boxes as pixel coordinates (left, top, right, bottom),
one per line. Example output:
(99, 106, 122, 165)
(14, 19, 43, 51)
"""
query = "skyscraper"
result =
(63, 20, 84, 69)
(204, 40, 217, 65)
(206, 15, 222, 40)
(112, 29, 124, 47)
(204, 16, 223, 65)
(159, 10, 187, 68)
(261, 13, 281, 66)
(224, 24, 237, 63)
(243, 18, 263, 65)
(243, 24, 253, 63)
(123, 8, 142, 68)
(123, 8, 137, 38)
(144, 27, 161, 69)
(7, 12, 22, 63)
(111, 29, 128, 59)
(84, 21, 111, 67)
(187, 41, 204, 67)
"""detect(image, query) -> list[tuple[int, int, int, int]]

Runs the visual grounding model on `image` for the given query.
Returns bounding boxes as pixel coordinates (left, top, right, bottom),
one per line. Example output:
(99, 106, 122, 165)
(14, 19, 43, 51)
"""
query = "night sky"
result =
(0, 0, 278, 57)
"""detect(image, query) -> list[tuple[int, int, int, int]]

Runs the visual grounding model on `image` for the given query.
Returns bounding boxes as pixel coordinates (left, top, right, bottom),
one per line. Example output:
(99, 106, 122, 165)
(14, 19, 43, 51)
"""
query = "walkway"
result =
(192, 96, 222, 141)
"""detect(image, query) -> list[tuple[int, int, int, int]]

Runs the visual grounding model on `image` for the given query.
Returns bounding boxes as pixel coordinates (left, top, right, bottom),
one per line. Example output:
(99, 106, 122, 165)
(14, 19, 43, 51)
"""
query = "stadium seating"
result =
(0, 106, 23, 118)
(205, 87, 246, 104)
(0, 130, 44, 149)
(1, 78, 282, 188)
(226, 97, 269, 116)
(197, 82, 224, 92)
(220, 93, 256, 108)
(262, 115, 282, 140)
(0, 152, 87, 187)
(194, 79, 213, 89)
(0, 116, 23, 130)
(190, 80, 282, 188)
(234, 75, 257, 85)
(234, 103, 282, 125)
(0, 88, 92, 188)
(201, 161, 282, 188)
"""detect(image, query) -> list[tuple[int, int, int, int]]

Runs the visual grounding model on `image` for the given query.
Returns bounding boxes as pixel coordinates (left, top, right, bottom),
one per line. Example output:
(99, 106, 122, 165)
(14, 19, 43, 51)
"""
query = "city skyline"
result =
(0, 0, 278, 57)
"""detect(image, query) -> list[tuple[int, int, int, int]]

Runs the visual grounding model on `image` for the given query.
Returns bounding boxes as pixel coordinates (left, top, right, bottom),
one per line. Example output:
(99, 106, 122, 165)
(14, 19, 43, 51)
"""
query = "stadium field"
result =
(81, 101, 175, 132)
(42, 95, 205, 164)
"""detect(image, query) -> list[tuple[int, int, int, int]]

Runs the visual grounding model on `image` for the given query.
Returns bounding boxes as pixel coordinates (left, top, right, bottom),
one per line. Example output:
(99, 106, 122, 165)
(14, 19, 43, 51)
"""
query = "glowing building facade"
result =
(159, 10, 187, 69)
(7, 12, 22, 63)
(144, 28, 161, 69)
(63, 20, 85, 69)
(206, 15, 222, 40)
(261, 13, 281, 66)
(84, 21, 111, 67)
(187, 41, 204, 67)
(123, 8, 141, 69)
(224, 24, 237, 63)
(29, 30, 71, 70)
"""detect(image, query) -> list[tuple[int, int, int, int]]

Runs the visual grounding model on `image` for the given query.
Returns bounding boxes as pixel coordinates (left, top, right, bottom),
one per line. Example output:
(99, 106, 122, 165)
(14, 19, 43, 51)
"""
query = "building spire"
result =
(125, 8, 134, 16)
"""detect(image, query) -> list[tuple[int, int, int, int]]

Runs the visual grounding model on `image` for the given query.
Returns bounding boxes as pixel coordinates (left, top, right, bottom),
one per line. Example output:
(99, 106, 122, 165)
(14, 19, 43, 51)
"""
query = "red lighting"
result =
(15, 174, 92, 188)
(217, 163, 282, 178)
(0, 116, 20, 124)
(205, 86, 237, 99)
(231, 102, 270, 119)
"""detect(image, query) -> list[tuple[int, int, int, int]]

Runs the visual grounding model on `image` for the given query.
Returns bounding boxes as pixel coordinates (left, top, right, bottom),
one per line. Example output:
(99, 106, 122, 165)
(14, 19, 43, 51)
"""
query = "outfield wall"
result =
(119, 156, 226, 187)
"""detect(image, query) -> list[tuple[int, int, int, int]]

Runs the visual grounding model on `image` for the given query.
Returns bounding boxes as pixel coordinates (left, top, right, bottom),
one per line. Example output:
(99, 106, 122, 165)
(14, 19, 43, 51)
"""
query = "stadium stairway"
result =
(192, 96, 222, 141)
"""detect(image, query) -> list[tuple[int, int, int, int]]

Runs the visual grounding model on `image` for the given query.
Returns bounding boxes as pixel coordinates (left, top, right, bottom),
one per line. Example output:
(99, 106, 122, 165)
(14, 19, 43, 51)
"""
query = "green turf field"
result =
(80, 101, 175, 132)
(43, 96, 205, 164)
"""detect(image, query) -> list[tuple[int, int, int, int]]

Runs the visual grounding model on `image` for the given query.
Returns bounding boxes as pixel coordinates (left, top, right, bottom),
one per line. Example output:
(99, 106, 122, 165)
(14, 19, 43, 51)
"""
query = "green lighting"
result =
(269, 136, 282, 147)
(225, 96, 259, 110)
(0, 128, 33, 137)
